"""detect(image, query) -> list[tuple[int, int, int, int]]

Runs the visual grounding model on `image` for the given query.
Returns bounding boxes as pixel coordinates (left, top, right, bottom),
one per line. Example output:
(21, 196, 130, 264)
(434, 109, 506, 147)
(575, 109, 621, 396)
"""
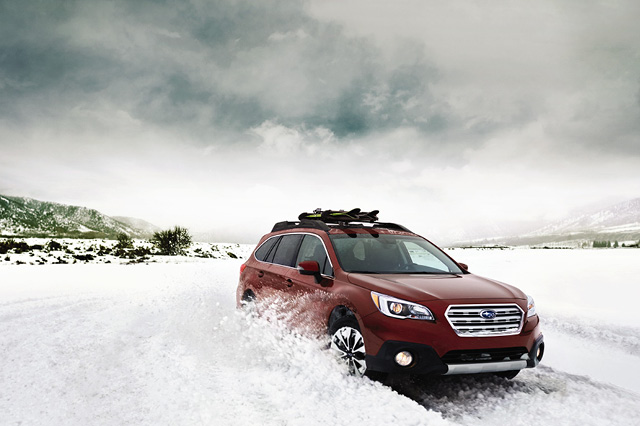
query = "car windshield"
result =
(329, 233, 463, 275)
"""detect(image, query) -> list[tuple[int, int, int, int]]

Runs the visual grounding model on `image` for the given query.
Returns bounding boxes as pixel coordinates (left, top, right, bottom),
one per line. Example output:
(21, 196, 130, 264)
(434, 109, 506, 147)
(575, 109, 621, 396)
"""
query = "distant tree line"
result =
(593, 240, 616, 248)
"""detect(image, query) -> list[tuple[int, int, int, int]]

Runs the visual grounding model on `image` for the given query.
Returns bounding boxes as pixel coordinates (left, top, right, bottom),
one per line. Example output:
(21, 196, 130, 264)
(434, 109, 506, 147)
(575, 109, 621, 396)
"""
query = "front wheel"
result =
(329, 316, 367, 377)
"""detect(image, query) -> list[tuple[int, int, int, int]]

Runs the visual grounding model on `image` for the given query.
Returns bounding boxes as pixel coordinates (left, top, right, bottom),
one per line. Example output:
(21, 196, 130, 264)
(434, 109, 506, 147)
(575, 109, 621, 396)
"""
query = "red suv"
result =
(237, 210, 544, 378)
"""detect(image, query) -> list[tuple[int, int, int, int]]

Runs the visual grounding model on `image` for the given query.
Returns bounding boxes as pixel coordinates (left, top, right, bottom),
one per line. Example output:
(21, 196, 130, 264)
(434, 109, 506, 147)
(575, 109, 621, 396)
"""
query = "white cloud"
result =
(251, 121, 336, 158)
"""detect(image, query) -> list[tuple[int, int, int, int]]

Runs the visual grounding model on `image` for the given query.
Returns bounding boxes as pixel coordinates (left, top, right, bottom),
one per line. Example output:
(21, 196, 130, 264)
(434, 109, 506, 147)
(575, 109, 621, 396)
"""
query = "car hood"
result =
(347, 272, 526, 302)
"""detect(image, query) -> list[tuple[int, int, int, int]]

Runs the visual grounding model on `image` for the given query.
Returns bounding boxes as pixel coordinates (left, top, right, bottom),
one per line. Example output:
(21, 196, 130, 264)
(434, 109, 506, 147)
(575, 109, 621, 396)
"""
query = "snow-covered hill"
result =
(528, 198, 640, 237)
(112, 216, 161, 236)
(1, 250, 639, 425)
(0, 195, 158, 239)
(456, 198, 640, 247)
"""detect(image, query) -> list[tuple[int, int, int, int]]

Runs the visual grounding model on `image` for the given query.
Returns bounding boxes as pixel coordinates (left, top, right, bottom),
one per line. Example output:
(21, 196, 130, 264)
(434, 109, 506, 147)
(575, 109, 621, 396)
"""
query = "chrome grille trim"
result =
(445, 304, 525, 337)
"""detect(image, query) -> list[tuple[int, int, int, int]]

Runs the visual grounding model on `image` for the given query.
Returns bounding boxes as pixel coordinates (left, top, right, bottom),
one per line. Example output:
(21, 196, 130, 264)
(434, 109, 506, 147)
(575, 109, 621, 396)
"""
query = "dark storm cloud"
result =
(2, 0, 639, 158)
(0, 1, 110, 112)
(0, 0, 447, 141)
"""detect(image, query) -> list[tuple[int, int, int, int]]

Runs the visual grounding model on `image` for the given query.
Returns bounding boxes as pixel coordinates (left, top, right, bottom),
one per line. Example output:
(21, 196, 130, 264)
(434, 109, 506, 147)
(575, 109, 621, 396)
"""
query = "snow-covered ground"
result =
(1, 249, 639, 425)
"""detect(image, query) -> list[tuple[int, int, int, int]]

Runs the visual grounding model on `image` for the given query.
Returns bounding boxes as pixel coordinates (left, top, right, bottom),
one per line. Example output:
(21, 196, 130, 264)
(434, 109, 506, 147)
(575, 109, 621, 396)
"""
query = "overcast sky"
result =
(1, 0, 639, 243)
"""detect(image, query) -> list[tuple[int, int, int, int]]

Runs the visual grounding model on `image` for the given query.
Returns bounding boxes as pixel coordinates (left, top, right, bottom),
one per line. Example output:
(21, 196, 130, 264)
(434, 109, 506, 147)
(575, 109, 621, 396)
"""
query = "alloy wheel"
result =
(330, 326, 367, 376)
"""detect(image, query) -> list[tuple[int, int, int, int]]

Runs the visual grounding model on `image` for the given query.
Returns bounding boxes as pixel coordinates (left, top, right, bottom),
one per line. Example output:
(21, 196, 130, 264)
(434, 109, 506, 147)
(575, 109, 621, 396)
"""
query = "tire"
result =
(329, 316, 367, 377)
(495, 370, 520, 379)
(240, 290, 256, 311)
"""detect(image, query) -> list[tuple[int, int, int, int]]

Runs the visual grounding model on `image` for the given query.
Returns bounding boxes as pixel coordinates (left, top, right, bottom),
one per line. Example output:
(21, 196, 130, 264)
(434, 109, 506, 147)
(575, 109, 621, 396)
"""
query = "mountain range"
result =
(2, 193, 639, 246)
(456, 198, 640, 247)
(0, 195, 159, 239)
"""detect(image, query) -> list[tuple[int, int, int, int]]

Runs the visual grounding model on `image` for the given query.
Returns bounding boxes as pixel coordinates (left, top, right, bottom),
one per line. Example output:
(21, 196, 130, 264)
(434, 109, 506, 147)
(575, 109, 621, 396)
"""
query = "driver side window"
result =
(295, 235, 333, 276)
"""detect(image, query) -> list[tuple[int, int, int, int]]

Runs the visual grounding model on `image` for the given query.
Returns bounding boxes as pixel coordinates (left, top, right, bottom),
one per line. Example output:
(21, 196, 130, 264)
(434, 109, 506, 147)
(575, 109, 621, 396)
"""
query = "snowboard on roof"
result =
(298, 208, 379, 223)
(298, 208, 359, 221)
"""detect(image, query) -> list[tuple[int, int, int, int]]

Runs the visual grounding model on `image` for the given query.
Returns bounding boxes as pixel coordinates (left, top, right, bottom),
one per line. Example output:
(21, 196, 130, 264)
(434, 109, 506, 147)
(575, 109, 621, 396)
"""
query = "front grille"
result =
(445, 304, 524, 337)
(442, 347, 528, 364)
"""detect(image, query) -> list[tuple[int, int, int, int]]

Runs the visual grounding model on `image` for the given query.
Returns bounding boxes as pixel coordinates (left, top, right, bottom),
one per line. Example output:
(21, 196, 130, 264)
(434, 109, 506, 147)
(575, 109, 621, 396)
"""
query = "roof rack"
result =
(371, 222, 412, 233)
(271, 209, 413, 233)
(271, 219, 412, 234)
(272, 220, 331, 233)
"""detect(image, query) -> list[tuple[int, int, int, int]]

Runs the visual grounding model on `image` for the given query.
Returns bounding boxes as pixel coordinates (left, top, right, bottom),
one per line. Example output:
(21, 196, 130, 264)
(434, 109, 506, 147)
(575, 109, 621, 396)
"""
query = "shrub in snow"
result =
(97, 245, 112, 256)
(151, 226, 192, 256)
(73, 254, 95, 262)
(115, 233, 134, 250)
(0, 239, 30, 254)
(47, 240, 63, 251)
(0, 240, 13, 254)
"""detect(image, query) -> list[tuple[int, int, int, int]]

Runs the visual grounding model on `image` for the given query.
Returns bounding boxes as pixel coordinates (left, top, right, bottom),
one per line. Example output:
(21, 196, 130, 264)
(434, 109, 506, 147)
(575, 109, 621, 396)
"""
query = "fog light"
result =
(394, 351, 413, 367)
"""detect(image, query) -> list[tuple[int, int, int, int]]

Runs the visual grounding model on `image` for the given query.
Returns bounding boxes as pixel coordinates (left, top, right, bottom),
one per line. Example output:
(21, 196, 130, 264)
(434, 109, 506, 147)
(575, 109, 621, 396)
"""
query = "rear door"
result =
(259, 234, 304, 295)
(246, 236, 282, 298)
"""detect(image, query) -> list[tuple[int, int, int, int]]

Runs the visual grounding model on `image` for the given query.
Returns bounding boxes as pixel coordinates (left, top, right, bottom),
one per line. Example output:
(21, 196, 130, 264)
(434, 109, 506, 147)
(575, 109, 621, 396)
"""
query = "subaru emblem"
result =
(480, 310, 497, 319)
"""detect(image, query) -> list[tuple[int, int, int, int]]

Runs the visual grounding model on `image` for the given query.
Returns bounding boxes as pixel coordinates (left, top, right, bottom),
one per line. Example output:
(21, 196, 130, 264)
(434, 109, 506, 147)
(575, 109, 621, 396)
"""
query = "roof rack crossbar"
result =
(271, 220, 331, 233)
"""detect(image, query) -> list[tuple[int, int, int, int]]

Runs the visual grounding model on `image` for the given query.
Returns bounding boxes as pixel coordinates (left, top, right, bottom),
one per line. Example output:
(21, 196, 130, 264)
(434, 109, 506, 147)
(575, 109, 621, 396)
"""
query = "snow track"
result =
(391, 366, 639, 425)
(543, 315, 640, 356)
(1, 251, 639, 425)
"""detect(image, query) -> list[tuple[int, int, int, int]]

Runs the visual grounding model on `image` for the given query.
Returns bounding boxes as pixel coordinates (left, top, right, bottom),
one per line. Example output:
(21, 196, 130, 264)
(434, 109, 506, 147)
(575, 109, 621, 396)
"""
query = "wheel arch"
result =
(241, 289, 256, 302)
(328, 305, 357, 330)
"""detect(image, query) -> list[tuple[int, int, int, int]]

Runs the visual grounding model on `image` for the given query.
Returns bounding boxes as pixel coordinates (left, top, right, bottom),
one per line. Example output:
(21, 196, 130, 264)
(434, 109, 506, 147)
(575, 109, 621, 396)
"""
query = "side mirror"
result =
(458, 262, 469, 271)
(298, 260, 322, 283)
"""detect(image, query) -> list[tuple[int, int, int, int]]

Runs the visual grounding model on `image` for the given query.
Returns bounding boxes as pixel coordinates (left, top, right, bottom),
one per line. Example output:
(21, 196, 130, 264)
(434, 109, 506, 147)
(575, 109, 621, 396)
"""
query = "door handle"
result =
(286, 278, 293, 287)
(258, 271, 264, 278)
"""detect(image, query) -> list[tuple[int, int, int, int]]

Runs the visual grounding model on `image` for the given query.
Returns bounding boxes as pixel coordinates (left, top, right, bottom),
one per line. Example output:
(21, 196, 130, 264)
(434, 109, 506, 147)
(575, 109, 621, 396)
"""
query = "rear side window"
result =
(271, 235, 303, 267)
(295, 235, 333, 276)
(265, 237, 281, 263)
(254, 237, 279, 262)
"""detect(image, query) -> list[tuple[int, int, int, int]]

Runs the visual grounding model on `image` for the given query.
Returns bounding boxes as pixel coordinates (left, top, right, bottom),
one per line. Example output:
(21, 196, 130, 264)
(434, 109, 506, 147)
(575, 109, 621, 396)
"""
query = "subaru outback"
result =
(236, 209, 544, 378)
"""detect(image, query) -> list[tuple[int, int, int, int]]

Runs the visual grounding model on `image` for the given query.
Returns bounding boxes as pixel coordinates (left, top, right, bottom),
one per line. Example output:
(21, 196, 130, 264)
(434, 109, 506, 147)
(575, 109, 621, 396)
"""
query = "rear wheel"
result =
(240, 290, 256, 311)
(329, 316, 367, 377)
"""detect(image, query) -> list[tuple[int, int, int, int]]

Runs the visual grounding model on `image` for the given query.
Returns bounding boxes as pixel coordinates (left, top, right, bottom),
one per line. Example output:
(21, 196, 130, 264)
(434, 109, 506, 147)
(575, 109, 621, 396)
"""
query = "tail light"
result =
(240, 263, 247, 274)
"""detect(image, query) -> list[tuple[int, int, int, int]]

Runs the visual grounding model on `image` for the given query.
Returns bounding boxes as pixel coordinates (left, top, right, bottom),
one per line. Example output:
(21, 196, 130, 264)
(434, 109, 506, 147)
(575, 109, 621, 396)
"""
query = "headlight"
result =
(527, 295, 537, 318)
(371, 292, 434, 321)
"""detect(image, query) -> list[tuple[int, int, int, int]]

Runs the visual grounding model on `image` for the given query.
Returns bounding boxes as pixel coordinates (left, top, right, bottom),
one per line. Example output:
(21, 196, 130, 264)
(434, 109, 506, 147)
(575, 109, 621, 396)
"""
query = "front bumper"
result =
(365, 334, 545, 375)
